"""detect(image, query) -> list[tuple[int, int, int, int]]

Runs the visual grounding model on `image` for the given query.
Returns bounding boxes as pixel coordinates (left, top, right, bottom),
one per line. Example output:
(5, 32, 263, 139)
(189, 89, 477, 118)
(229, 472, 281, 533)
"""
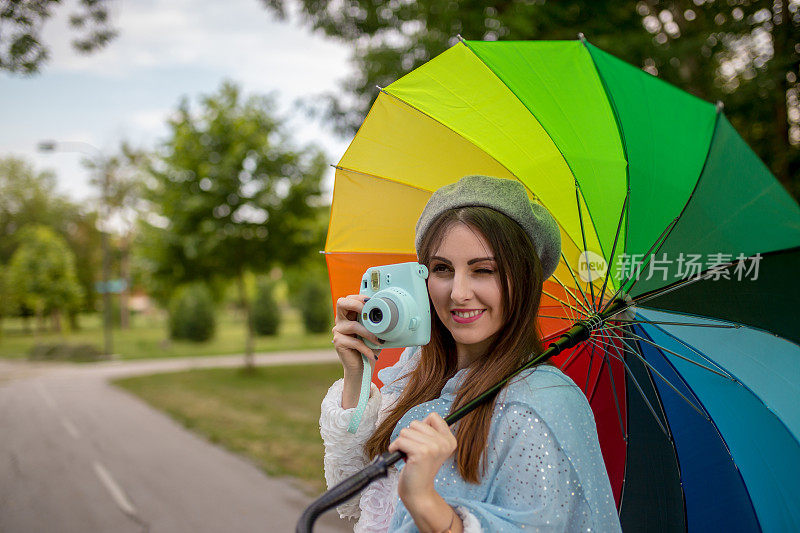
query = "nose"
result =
(450, 269, 473, 303)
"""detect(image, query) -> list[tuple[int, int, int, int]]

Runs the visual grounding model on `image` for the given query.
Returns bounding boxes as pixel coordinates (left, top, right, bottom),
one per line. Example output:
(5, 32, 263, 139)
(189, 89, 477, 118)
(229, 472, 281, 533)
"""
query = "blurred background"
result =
(0, 0, 798, 529)
(2, 0, 798, 362)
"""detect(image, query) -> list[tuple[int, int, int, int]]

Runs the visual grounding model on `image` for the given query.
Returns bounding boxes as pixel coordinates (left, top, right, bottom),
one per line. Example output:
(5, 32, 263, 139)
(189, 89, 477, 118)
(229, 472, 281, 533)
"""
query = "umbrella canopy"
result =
(324, 38, 800, 532)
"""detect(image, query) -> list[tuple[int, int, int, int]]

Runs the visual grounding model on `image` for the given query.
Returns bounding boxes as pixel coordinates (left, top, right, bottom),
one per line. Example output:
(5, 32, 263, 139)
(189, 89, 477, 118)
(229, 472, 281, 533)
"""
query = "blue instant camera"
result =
(358, 262, 431, 349)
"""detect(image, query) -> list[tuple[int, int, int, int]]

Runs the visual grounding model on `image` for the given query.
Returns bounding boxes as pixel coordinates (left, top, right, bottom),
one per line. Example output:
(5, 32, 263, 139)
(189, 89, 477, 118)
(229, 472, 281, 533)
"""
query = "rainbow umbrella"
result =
(324, 38, 800, 531)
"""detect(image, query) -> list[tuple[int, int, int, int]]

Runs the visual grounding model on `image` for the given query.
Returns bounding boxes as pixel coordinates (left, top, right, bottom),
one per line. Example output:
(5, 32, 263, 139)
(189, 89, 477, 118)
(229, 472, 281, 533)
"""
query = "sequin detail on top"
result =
(385, 354, 621, 532)
(321, 347, 621, 532)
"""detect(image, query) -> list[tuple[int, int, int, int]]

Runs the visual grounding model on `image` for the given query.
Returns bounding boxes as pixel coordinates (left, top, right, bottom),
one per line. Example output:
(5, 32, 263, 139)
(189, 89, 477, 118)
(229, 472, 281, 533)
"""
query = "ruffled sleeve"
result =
(319, 378, 382, 520)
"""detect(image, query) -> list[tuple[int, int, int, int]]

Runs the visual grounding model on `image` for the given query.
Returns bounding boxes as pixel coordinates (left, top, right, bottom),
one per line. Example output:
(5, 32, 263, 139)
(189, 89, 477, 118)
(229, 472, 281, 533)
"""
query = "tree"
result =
(0, 156, 101, 319)
(0, 0, 117, 74)
(263, 0, 799, 198)
(7, 225, 83, 332)
(139, 81, 327, 368)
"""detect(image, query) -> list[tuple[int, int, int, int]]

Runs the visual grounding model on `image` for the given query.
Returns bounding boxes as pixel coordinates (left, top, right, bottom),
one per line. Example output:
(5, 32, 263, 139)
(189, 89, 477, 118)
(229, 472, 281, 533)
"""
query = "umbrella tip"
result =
(456, 34, 464, 42)
(375, 85, 384, 92)
(577, 32, 587, 42)
(715, 100, 725, 112)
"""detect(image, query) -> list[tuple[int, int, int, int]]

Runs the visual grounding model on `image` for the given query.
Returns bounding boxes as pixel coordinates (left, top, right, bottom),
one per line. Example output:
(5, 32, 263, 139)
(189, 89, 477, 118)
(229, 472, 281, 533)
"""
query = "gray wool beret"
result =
(415, 175, 561, 280)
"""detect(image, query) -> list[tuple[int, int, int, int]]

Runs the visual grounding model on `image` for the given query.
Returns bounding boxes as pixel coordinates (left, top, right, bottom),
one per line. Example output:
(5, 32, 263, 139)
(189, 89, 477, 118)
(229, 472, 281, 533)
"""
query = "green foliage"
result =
(138, 81, 328, 296)
(6, 225, 84, 318)
(0, 156, 101, 312)
(251, 279, 281, 336)
(296, 276, 333, 333)
(1, 0, 117, 74)
(168, 283, 216, 342)
(265, 0, 799, 197)
(285, 259, 333, 334)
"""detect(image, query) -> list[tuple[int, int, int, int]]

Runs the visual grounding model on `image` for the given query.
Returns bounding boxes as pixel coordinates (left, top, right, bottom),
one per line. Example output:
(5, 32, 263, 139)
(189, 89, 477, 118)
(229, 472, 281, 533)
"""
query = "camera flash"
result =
(370, 270, 380, 291)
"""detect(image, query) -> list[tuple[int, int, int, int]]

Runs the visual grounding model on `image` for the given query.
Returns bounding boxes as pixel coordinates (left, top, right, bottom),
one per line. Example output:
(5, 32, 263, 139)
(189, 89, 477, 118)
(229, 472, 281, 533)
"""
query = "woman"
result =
(322, 175, 621, 532)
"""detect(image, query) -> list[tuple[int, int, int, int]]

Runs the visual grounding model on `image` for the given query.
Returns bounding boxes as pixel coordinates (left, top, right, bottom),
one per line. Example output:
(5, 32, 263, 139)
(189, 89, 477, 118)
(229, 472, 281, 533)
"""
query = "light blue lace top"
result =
(377, 347, 622, 532)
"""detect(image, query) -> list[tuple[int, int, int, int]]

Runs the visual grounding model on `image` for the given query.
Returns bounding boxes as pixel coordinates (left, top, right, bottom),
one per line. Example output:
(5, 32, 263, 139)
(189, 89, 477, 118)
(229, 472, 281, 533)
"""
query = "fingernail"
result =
(364, 297, 370, 301)
(378, 339, 385, 344)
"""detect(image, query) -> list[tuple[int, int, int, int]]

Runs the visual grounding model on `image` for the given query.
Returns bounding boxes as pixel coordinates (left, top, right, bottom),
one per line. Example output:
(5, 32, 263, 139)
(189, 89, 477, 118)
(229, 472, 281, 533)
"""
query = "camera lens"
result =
(368, 308, 383, 324)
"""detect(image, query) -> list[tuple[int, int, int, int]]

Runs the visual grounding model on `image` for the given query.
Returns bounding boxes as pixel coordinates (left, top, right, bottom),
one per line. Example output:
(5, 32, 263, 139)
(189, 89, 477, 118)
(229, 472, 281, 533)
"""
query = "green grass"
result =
(114, 363, 343, 494)
(0, 307, 332, 360)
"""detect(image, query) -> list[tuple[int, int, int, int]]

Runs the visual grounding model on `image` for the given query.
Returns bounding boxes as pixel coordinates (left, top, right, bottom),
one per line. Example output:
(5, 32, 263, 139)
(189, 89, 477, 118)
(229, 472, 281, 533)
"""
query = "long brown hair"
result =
(364, 206, 548, 483)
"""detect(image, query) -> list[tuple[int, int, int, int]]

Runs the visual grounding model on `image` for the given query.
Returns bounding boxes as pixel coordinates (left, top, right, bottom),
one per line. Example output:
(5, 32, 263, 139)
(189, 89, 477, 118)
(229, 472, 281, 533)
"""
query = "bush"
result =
(296, 277, 332, 333)
(168, 284, 216, 342)
(28, 343, 106, 362)
(252, 280, 281, 336)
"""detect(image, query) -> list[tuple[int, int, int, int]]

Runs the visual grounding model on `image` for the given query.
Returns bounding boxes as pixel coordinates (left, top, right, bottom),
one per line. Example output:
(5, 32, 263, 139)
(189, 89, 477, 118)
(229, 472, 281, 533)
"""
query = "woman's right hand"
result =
(332, 294, 382, 371)
(332, 295, 383, 409)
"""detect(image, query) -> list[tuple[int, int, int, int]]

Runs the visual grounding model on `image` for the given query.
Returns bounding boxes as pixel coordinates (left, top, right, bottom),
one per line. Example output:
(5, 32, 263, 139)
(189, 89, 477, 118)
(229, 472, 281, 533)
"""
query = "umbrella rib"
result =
(542, 292, 577, 322)
(587, 346, 607, 403)
(585, 339, 597, 394)
(574, 178, 596, 308)
(558, 250, 594, 314)
(580, 35, 633, 276)
(538, 314, 577, 321)
(591, 333, 628, 442)
(607, 318, 739, 328)
(602, 328, 710, 420)
(551, 268, 593, 316)
(586, 336, 669, 437)
(609, 106, 725, 306)
(601, 216, 678, 313)
(597, 187, 630, 311)
(331, 164, 434, 194)
(630, 256, 753, 307)
(541, 291, 586, 318)
(602, 108, 726, 311)
(599, 320, 734, 380)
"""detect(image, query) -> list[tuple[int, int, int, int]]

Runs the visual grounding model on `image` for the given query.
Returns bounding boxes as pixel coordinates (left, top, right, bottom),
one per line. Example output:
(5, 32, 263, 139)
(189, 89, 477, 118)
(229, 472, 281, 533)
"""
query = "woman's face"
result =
(426, 222, 505, 364)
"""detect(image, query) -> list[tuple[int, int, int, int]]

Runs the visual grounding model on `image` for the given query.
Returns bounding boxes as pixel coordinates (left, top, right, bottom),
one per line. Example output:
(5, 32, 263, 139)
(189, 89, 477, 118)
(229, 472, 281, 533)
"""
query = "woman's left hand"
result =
(389, 412, 457, 507)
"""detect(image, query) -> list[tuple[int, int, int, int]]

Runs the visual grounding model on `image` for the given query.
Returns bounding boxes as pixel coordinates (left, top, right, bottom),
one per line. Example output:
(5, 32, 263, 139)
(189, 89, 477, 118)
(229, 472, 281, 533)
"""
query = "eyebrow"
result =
(430, 256, 496, 265)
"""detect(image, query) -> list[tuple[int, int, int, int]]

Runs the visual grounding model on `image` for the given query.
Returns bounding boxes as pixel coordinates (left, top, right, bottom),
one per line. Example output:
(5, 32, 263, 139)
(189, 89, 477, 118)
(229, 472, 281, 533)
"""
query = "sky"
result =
(0, 0, 353, 202)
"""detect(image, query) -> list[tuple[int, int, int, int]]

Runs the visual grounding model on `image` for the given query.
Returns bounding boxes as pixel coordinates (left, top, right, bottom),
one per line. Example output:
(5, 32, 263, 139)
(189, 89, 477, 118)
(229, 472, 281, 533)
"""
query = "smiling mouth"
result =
(451, 309, 485, 323)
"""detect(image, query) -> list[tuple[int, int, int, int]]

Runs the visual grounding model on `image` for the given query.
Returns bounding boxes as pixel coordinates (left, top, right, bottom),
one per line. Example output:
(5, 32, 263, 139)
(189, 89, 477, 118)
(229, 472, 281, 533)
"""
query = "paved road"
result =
(0, 351, 353, 533)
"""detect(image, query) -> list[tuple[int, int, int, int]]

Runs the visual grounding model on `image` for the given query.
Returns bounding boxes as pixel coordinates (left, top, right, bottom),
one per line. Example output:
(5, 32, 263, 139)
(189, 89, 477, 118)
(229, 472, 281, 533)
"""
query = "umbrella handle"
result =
(295, 451, 404, 533)
(297, 299, 626, 532)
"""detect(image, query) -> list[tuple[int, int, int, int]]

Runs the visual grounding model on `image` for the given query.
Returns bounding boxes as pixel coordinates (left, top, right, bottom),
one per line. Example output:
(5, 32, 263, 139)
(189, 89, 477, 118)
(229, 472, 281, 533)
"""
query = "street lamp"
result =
(37, 139, 114, 357)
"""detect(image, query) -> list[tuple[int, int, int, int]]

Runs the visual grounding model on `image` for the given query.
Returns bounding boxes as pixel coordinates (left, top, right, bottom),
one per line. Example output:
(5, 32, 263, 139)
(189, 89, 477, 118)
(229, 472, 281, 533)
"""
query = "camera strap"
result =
(347, 354, 373, 433)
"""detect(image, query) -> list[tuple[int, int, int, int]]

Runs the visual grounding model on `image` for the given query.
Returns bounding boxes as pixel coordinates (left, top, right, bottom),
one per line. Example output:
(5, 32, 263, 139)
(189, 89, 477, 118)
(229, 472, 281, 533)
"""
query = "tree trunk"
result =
(237, 272, 255, 371)
(36, 309, 46, 334)
(51, 309, 61, 333)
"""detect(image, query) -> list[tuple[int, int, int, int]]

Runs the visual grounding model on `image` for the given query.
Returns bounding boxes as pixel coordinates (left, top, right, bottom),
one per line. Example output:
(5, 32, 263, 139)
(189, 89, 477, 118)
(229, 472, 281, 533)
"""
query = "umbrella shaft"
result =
(297, 299, 627, 532)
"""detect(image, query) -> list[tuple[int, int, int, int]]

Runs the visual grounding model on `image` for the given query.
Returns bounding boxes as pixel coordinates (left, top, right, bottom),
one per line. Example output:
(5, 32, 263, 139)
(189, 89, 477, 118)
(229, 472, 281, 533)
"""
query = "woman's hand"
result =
(389, 413, 457, 510)
(332, 294, 382, 408)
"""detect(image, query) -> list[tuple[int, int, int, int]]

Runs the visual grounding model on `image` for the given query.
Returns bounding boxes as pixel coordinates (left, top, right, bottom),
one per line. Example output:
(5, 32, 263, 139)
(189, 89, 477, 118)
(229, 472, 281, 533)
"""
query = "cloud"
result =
(4, 0, 353, 202)
(44, 0, 351, 97)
